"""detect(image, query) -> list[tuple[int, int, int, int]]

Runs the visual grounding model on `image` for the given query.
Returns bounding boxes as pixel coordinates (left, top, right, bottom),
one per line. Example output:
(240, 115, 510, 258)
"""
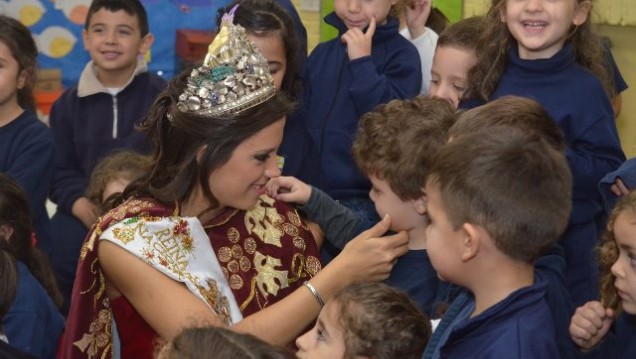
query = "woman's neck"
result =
(180, 187, 222, 223)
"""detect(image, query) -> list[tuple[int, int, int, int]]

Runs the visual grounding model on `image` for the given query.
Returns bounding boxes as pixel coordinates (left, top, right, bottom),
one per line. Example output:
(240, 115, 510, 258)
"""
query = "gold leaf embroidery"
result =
(253, 251, 288, 297)
(244, 197, 283, 247)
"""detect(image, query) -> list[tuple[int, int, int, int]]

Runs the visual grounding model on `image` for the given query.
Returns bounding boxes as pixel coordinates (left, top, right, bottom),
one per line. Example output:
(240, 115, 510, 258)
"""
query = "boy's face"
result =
(0, 40, 26, 110)
(369, 175, 423, 233)
(82, 9, 152, 78)
(424, 180, 464, 282)
(296, 300, 347, 359)
(429, 45, 476, 108)
(334, 0, 397, 29)
(610, 210, 636, 314)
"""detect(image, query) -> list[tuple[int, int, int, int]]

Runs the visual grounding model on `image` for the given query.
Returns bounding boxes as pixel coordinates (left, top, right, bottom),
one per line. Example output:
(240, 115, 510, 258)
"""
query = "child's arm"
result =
(569, 301, 615, 351)
(344, 18, 422, 116)
(405, 0, 431, 40)
(267, 176, 368, 249)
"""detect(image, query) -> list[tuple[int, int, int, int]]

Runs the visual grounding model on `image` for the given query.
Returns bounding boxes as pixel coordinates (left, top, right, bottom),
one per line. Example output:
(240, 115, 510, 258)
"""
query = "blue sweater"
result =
(0, 111, 54, 246)
(303, 13, 421, 200)
(49, 67, 166, 213)
(3, 261, 65, 359)
(482, 45, 625, 225)
(423, 276, 559, 359)
(423, 246, 576, 359)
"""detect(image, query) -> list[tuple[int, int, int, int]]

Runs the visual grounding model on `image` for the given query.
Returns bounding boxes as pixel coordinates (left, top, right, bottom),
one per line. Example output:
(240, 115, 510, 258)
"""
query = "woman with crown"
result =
(61, 6, 409, 359)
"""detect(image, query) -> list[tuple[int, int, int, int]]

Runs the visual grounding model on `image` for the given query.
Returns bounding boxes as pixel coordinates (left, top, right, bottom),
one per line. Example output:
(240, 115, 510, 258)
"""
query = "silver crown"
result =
(176, 6, 276, 116)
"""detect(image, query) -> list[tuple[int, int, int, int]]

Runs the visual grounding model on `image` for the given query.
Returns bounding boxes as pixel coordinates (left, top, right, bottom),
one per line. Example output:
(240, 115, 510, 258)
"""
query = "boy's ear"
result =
(460, 223, 480, 262)
(413, 194, 426, 215)
(16, 69, 28, 90)
(572, 1, 591, 26)
(138, 33, 154, 55)
(82, 29, 90, 51)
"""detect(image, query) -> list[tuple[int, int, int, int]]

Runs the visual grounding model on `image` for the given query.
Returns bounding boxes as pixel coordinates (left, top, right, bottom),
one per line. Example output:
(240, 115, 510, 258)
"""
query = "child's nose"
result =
(611, 258, 625, 279)
(106, 30, 117, 44)
(347, 0, 361, 13)
(524, 0, 544, 12)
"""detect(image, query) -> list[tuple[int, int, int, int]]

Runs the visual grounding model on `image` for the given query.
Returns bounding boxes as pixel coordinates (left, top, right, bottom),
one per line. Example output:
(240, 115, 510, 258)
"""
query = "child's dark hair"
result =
(449, 96, 566, 152)
(0, 15, 38, 112)
(122, 69, 294, 212)
(0, 240, 18, 327)
(598, 190, 636, 312)
(85, 0, 150, 37)
(436, 16, 483, 51)
(0, 174, 63, 309)
(218, 0, 303, 101)
(333, 282, 431, 359)
(86, 150, 151, 212)
(157, 326, 294, 359)
(428, 129, 572, 262)
(352, 96, 456, 200)
(392, 1, 449, 34)
(466, 0, 613, 101)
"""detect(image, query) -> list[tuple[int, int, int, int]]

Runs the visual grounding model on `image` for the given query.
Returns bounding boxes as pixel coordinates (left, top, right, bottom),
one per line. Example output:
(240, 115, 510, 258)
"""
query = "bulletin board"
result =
(1, 0, 230, 87)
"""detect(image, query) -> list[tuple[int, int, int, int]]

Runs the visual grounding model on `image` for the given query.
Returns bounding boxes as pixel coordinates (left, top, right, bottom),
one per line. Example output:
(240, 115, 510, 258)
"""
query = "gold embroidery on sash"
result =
(73, 299, 112, 359)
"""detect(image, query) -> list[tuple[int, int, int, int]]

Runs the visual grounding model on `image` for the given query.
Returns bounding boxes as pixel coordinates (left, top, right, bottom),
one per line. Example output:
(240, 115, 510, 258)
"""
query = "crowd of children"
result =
(1, 0, 635, 358)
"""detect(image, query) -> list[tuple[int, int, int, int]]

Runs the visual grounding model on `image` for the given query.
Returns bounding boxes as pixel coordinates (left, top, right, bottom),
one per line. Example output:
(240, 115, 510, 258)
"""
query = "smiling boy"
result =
(48, 0, 167, 314)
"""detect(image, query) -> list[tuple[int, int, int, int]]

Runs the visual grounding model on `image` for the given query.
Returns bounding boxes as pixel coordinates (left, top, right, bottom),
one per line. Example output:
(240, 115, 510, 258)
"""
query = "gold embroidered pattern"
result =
(228, 227, 240, 243)
(293, 237, 306, 251)
(253, 251, 289, 297)
(73, 299, 112, 359)
(282, 222, 299, 237)
(244, 237, 257, 254)
(306, 256, 322, 276)
(287, 210, 302, 227)
(244, 196, 283, 247)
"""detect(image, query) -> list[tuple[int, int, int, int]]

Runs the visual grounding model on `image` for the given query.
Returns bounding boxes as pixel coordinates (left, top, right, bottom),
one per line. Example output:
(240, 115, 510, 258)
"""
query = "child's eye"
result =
(316, 328, 325, 341)
(629, 253, 636, 267)
(119, 30, 131, 36)
(453, 83, 466, 92)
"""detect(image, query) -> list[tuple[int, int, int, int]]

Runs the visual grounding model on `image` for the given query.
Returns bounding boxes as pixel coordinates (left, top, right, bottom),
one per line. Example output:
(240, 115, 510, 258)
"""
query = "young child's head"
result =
(82, 0, 153, 81)
(85, 150, 150, 213)
(352, 96, 456, 233)
(0, 173, 63, 308)
(469, 0, 612, 101)
(599, 190, 636, 314)
(428, 16, 481, 107)
(218, 0, 301, 99)
(334, 0, 398, 29)
(156, 326, 293, 359)
(0, 15, 38, 113)
(296, 282, 431, 359)
(449, 95, 565, 152)
(425, 129, 571, 285)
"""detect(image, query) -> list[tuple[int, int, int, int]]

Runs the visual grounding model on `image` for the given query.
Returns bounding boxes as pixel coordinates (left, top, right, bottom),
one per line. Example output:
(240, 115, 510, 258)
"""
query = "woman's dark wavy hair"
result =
(0, 15, 38, 112)
(466, 0, 614, 102)
(0, 240, 18, 325)
(217, 0, 303, 101)
(121, 70, 294, 214)
(0, 174, 63, 309)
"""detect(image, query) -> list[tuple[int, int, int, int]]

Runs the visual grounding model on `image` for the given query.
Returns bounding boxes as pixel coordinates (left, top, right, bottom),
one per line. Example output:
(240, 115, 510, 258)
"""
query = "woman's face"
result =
(207, 118, 285, 210)
(247, 32, 287, 89)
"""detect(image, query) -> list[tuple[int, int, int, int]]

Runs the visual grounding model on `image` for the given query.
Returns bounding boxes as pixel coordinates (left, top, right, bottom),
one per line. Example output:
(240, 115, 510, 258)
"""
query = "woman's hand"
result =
(569, 301, 614, 350)
(330, 215, 409, 283)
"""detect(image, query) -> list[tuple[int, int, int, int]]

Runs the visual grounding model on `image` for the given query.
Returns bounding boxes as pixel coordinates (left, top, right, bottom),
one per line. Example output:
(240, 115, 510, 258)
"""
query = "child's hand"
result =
(610, 178, 630, 196)
(569, 301, 615, 350)
(266, 176, 312, 205)
(405, 0, 430, 39)
(341, 16, 376, 61)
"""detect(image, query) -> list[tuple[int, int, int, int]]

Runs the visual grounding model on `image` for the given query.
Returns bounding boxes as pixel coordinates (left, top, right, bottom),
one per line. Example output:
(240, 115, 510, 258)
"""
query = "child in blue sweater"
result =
(268, 97, 456, 317)
(0, 15, 54, 254)
(569, 190, 636, 359)
(464, 0, 625, 307)
(422, 128, 571, 358)
(301, 0, 421, 225)
(0, 174, 64, 359)
(48, 0, 166, 314)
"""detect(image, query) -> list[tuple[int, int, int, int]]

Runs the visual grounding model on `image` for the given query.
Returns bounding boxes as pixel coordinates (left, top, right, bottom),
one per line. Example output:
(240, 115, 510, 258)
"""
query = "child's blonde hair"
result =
(599, 190, 636, 311)
(466, 0, 613, 101)
(332, 282, 431, 359)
